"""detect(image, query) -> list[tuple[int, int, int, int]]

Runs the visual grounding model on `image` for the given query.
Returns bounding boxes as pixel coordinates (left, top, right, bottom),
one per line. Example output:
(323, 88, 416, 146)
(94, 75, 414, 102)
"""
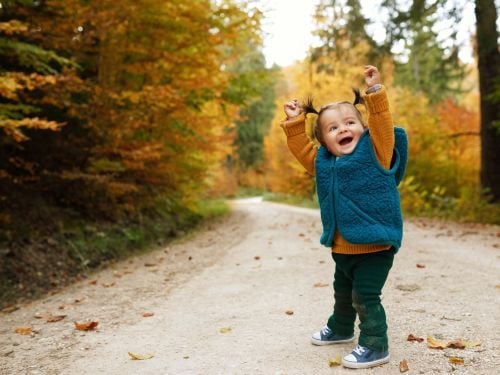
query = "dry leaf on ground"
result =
(219, 327, 232, 333)
(449, 356, 464, 365)
(447, 339, 466, 349)
(46, 314, 66, 322)
(407, 334, 424, 343)
(74, 321, 99, 331)
(427, 336, 448, 349)
(313, 282, 329, 287)
(427, 337, 480, 349)
(128, 352, 154, 360)
(328, 356, 341, 367)
(142, 312, 154, 317)
(399, 359, 409, 372)
(416, 263, 426, 268)
(14, 326, 33, 335)
(285, 309, 294, 315)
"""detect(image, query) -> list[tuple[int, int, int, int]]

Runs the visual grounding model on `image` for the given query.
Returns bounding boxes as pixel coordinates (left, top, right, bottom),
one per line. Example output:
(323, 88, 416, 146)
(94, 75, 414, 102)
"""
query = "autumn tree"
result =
(225, 47, 280, 170)
(381, 0, 466, 103)
(311, 0, 378, 71)
(475, 0, 500, 202)
(0, 0, 266, 235)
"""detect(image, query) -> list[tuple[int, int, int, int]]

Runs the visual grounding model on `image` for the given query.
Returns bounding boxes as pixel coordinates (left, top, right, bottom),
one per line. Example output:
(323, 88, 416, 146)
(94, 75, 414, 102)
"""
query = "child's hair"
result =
(302, 89, 365, 145)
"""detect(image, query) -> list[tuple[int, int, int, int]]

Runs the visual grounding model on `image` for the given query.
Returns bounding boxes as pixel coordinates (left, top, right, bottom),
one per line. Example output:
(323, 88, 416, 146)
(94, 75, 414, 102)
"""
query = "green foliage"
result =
(312, 0, 378, 65)
(233, 52, 279, 168)
(382, 0, 466, 102)
(263, 192, 319, 209)
(0, 38, 77, 74)
(400, 176, 500, 224)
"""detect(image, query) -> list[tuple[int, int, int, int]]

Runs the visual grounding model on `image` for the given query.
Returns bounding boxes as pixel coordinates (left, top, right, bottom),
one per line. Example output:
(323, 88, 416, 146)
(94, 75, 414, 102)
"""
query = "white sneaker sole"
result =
(342, 353, 390, 369)
(311, 336, 355, 346)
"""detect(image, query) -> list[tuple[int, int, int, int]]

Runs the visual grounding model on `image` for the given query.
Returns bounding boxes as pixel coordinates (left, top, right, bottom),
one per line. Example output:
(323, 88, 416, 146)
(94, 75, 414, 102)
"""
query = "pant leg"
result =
(351, 249, 395, 351)
(326, 255, 356, 336)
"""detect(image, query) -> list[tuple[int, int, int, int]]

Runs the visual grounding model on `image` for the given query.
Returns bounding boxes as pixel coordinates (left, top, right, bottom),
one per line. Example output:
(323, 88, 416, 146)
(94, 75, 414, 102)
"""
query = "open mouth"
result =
(339, 137, 353, 146)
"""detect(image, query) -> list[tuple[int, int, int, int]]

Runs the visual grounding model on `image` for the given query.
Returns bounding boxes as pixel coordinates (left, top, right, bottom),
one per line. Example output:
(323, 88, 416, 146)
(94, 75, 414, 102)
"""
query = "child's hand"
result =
(284, 99, 302, 120)
(364, 65, 381, 88)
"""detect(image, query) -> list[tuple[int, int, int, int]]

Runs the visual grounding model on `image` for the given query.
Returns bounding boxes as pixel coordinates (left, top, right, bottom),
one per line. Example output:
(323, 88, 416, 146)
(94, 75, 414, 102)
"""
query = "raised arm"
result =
(362, 65, 395, 170)
(281, 100, 317, 176)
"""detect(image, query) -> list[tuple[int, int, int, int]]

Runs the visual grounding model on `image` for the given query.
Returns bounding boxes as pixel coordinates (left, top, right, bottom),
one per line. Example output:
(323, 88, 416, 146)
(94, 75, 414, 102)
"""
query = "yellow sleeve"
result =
(362, 86, 394, 170)
(280, 113, 317, 176)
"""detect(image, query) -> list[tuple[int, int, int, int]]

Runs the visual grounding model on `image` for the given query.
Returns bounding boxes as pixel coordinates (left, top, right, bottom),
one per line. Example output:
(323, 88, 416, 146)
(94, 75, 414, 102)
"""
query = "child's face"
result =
(319, 105, 365, 157)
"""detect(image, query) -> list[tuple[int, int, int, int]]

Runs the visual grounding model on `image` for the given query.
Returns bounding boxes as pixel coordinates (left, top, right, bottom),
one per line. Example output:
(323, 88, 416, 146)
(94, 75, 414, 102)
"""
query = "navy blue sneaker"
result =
(342, 345, 390, 369)
(311, 325, 355, 346)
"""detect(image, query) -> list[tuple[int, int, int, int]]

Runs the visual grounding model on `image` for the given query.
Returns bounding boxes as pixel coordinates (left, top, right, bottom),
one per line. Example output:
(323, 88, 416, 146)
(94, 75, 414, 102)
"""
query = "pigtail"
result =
(352, 88, 364, 106)
(301, 97, 319, 115)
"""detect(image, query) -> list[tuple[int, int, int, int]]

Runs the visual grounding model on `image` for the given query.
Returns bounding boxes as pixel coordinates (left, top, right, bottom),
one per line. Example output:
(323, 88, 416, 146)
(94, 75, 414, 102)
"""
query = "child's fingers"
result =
(285, 99, 299, 109)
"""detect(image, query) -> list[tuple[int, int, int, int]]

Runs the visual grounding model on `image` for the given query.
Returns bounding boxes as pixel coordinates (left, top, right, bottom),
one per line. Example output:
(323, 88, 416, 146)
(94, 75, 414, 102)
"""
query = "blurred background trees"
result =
(264, 0, 498, 222)
(0, 0, 498, 305)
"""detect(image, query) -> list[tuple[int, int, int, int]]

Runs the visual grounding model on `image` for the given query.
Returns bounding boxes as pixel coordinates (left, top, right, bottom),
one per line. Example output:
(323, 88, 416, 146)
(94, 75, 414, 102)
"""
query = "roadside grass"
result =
(0, 198, 230, 309)
(263, 192, 319, 209)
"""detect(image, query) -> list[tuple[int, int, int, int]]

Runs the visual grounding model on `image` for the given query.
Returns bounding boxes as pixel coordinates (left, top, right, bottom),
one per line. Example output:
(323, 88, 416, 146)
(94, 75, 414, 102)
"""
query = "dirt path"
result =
(1, 198, 499, 375)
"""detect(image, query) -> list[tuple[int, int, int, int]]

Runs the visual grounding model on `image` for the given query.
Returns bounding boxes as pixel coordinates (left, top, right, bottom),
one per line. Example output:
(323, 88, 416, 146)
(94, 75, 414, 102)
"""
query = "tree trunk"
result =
(475, 0, 500, 202)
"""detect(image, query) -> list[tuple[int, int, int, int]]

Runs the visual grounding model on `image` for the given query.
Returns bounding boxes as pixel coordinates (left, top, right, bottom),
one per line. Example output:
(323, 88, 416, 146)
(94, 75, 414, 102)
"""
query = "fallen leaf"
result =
(427, 336, 447, 349)
(254, 256, 260, 260)
(285, 309, 294, 315)
(88, 279, 98, 285)
(416, 263, 426, 268)
(463, 341, 481, 348)
(102, 282, 115, 288)
(328, 356, 341, 367)
(407, 334, 424, 343)
(399, 359, 409, 372)
(74, 321, 99, 331)
(219, 327, 232, 333)
(14, 326, 32, 335)
(396, 284, 421, 292)
(314, 282, 329, 288)
(144, 262, 156, 267)
(299, 233, 305, 237)
(47, 315, 66, 323)
(1, 305, 19, 313)
(449, 356, 464, 365)
(128, 352, 154, 360)
(142, 312, 154, 317)
(447, 339, 466, 349)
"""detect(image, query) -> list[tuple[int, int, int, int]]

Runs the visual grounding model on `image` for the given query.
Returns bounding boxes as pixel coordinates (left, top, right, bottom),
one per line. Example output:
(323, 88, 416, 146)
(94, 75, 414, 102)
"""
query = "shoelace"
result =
(321, 326, 332, 336)
(353, 345, 366, 356)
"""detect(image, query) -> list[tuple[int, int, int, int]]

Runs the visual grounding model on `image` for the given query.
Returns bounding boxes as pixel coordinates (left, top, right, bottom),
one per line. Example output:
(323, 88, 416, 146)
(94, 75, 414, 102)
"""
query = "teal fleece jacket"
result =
(315, 127, 408, 249)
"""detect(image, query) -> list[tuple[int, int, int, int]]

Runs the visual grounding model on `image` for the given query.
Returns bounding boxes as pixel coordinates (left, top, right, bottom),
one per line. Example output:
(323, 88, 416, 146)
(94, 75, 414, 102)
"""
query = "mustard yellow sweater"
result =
(281, 86, 395, 254)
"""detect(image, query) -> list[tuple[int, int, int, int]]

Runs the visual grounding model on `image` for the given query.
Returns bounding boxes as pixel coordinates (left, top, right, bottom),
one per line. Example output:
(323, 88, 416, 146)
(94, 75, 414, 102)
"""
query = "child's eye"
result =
(347, 120, 355, 125)
(329, 126, 337, 132)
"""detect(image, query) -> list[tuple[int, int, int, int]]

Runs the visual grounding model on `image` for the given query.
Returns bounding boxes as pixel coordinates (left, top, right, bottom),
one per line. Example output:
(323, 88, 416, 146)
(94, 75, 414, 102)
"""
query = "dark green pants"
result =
(327, 249, 395, 352)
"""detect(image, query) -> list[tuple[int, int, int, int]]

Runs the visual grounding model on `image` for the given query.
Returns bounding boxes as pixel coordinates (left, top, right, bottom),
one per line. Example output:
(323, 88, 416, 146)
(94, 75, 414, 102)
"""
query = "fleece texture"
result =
(315, 127, 408, 249)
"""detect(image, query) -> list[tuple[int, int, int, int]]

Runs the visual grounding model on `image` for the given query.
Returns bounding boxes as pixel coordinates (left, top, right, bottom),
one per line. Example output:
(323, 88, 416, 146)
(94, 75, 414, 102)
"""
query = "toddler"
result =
(281, 65, 408, 369)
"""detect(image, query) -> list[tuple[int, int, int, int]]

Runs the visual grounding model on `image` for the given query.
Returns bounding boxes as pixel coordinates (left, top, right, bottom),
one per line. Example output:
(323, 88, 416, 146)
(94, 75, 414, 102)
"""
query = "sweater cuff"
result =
(280, 112, 306, 137)
(363, 85, 389, 114)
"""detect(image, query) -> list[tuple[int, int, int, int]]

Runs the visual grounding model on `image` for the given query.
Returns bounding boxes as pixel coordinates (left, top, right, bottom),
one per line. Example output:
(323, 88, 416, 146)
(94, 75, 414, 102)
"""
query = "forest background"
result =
(0, 0, 498, 308)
